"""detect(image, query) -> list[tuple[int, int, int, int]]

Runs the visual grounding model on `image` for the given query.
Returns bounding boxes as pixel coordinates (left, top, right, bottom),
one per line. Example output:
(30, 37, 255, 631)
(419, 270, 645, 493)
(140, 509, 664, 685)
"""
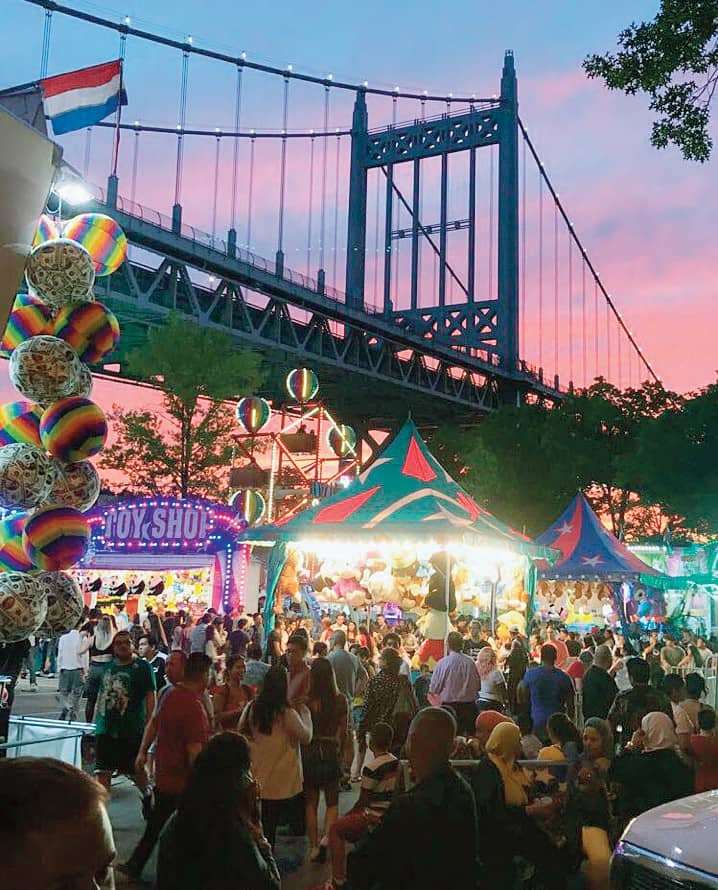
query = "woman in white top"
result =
(476, 646, 507, 713)
(238, 665, 312, 846)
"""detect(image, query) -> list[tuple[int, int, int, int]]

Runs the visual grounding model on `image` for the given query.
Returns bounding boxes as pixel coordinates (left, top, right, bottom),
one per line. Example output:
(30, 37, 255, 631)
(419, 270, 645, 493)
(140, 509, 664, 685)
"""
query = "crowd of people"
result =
(2, 603, 718, 889)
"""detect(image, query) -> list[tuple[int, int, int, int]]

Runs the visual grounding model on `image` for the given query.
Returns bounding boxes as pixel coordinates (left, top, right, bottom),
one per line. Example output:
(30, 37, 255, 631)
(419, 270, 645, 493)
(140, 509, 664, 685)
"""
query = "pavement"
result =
(13, 676, 356, 889)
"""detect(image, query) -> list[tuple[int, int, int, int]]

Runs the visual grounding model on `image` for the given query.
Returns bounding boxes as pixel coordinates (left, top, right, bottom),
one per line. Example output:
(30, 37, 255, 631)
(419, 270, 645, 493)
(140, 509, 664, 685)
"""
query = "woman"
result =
(476, 646, 507, 713)
(158, 731, 280, 890)
(129, 613, 143, 650)
(357, 647, 415, 764)
(539, 713, 583, 764)
(238, 665, 312, 846)
(303, 658, 348, 862)
(357, 625, 377, 661)
(505, 638, 529, 713)
(205, 617, 226, 683)
(679, 637, 708, 669)
(214, 655, 254, 730)
(676, 672, 710, 750)
(473, 710, 514, 757)
(79, 615, 115, 723)
(581, 717, 613, 778)
(346, 620, 358, 645)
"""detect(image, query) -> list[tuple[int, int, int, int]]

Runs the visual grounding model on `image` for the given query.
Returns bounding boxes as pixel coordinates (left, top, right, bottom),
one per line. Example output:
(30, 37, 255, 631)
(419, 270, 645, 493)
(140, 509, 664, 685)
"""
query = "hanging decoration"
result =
(39, 397, 108, 462)
(286, 367, 319, 403)
(62, 213, 128, 277)
(0, 443, 56, 510)
(23, 505, 91, 571)
(53, 300, 121, 363)
(0, 515, 33, 573)
(9, 335, 82, 405)
(230, 488, 266, 525)
(35, 571, 84, 636)
(235, 396, 272, 434)
(0, 573, 47, 643)
(0, 293, 53, 356)
(48, 460, 100, 512)
(32, 214, 60, 248)
(73, 364, 94, 399)
(25, 238, 95, 307)
(0, 401, 43, 447)
(328, 423, 357, 458)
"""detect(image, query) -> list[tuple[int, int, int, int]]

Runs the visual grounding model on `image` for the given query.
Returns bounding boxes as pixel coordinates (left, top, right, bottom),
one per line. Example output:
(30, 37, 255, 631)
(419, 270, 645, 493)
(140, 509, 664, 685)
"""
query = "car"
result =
(611, 791, 718, 888)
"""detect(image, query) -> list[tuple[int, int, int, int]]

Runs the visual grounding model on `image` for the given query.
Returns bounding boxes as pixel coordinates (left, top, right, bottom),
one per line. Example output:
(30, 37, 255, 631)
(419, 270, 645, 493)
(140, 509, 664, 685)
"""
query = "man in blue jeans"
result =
(518, 643, 575, 740)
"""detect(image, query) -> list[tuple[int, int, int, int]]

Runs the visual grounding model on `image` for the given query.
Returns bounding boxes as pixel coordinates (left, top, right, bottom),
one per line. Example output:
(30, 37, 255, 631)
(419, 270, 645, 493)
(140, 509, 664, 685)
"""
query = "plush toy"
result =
(414, 552, 456, 669)
(277, 547, 302, 605)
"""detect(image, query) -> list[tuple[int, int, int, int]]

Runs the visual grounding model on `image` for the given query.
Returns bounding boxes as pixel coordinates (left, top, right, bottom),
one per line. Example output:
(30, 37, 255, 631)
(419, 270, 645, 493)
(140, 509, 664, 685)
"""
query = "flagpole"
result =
(111, 57, 124, 178)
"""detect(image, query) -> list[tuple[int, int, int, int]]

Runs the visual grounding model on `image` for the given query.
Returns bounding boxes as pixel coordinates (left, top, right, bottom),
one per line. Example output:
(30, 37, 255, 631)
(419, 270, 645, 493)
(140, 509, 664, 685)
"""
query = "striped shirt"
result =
(362, 752, 399, 815)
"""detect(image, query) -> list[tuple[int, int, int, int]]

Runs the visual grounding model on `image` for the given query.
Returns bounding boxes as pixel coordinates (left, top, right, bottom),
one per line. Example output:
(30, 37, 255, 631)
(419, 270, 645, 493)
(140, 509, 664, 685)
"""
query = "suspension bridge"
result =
(6, 0, 659, 427)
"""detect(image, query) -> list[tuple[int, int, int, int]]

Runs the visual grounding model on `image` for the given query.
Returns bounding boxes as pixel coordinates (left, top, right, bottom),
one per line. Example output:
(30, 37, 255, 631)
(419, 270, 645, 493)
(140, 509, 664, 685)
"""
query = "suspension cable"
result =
(553, 200, 559, 381)
(246, 135, 255, 249)
(581, 258, 587, 387)
(230, 65, 243, 233)
(373, 171, 380, 308)
(95, 120, 350, 139)
(332, 133, 341, 286)
(40, 5, 52, 77)
(538, 168, 543, 371)
(319, 86, 330, 271)
(174, 48, 189, 207)
(568, 234, 573, 385)
(521, 136, 527, 357)
(83, 127, 92, 177)
(594, 279, 599, 381)
(277, 75, 289, 254)
(130, 126, 140, 203)
(489, 145, 495, 298)
(211, 132, 221, 242)
(306, 135, 315, 276)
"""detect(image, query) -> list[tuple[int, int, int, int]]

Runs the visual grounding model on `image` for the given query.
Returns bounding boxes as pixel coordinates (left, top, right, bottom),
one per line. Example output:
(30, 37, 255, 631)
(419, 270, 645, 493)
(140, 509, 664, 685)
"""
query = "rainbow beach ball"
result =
(63, 213, 127, 277)
(53, 300, 120, 363)
(23, 505, 91, 570)
(0, 514, 33, 573)
(0, 293, 53, 356)
(32, 214, 61, 249)
(0, 401, 43, 447)
(40, 397, 108, 463)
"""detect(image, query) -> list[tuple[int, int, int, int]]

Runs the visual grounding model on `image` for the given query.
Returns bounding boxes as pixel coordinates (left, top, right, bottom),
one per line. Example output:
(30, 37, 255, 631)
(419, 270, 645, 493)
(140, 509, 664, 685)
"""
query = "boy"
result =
(321, 722, 399, 890)
(412, 663, 431, 708)
(691, 708, 718, 792)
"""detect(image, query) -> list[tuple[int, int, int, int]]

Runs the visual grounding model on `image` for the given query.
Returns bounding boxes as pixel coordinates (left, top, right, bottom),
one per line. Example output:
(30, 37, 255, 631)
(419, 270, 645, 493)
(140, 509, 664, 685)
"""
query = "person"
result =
(80, 615, 116, 723)
(347, 708, 479, 890)
(146, 606, 169, 653)
(538, 712, 583, 764)
(229, 616, 251, 657)
(517, 712, 542, 760)
(94, 630, 157, 793)
(0, 639, 32, 747)
(580, 717, 614, 779)
(205, 616, 226, 680)
(214, 653, 254, 729)
(303, 657, 348, 862)
(662, 672, 688, 725)
(564, 639, 585, 688)
(463, 619, 490, 658)
(412, 663, 431, 708)
(1, 757, 117, 889)
(358, 646, 418, 765)
(544, 625, 569, 668)
(265, 617, 286, 665)
(582, 644, 619, 720)
(680, 635, 710, 669)
(113, 601, 130, 632)
(238, 665, 313, 846)
(690, 708, 718, 792)
(518, 644, 575, 740)
(346, 620, 359, 645)
(138, 633, 167, 690)
(506, 637, 529, 713)
(428, 631, 481, 735)
(120, 653, 212, 880)
(381, 631, 412, 677)
(676, 671, 711, 745)
(331, 613, 347, 633)
(158, 731, 280, 890)
(313, 640, 329, 658)
(357, 624, 377, 660)
(57, 618, 86, 721)
(610, 711, 694, 829)
(322, 722, 399, 890)
(189, 612, 210, 654)
(474, 709, 514, 755)
(607, 656, 673, 750)
(660, 633, 686, 670)
(286, 631, 311, 704)
(329, 630, 368, 786)
(245, 641, 271, 691)
(475, 645, 508, 713)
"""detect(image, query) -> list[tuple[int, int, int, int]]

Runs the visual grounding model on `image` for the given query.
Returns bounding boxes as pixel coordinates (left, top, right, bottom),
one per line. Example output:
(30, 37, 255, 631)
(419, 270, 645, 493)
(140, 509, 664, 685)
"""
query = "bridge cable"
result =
(391, 95, 399, 308)
(174, 47, 190, 207)
(568, 233, 573, 386)
(230, 65, 243, 234)
(538, 167, 544, 372)
(606, 299, 611, 381)
(40, 5, 52, 77)
(332, 133, 341, 287)
(373, 172, 380, 308)
(83, 127, 92, 177)
(319, 86, 330, 273)
(419, 97, 426, 307)
(489, 146, 495, 298)
(130, 125, 140, 204)
(521, 136, 527, 358)
(553, 200, 559, 382)
(617, 315, 622, 390)
(94, 120, 349, 139)
(277, 75, 290, 254)
(211, 132, 221, 244)
(246, 135, 255, 249)
(306, 135, 315, 276)
(581, 257, 587, 387)
(594, 280, 599, 381)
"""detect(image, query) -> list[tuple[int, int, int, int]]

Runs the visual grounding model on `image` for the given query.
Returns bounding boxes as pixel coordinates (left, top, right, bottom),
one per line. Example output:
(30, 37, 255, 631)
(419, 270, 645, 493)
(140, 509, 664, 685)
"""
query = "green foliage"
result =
(101, 313, 264, 498)
(584, 0, 718, 161)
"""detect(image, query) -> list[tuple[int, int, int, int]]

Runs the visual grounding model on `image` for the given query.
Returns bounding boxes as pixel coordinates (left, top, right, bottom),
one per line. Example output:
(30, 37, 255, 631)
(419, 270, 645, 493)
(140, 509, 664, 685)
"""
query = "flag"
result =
(40, 60, 126, 136)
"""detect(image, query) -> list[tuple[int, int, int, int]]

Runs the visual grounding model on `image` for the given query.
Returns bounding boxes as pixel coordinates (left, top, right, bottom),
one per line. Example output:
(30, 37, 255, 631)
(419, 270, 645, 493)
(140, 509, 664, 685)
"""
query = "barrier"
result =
(3, 715, 94, 767)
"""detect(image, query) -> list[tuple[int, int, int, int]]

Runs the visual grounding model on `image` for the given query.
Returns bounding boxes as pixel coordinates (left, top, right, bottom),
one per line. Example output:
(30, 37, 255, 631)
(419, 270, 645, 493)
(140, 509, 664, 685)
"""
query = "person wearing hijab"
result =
(610, 711, 693, 829)
(581, 717, 613, 778)
(472, 709, 513, 757)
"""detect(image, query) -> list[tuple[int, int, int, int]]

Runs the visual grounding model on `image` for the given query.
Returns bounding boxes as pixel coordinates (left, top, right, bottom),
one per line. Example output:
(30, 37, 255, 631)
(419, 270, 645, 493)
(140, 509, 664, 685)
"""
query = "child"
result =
(321, 722, 399, 890)
(518, 712, 542, 761)
(313, 641, 328, 659)
(412, 663, 431, 708)
(691, 708, 718, 792)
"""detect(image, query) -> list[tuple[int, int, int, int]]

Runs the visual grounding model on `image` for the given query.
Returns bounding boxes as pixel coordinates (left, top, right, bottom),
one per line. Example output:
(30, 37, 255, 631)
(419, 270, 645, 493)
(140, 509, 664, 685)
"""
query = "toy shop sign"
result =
(87, 497, 243, 553)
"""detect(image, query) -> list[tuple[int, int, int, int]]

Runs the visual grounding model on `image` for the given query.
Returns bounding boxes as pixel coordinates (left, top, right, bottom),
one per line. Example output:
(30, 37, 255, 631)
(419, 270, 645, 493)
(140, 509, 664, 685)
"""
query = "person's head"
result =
(331, 629, 347, 650)
(165, 650, 187, 685)
(0, 758, 115, 890)
(253, 665, 289, 734)
(477, 645, 497, 678)
(447, 631, 464, 653)
(253, 612, 263, 626)
(685, 672, 707, 701)
(382, 631, 401, 650)
(579, 650, 594, 668)
(698, 709, 716, 733)
(546, 626, 557, 641)
(286, 632, 309, 669)
(137, 634, 157, 659)
(485, 721, 522, 765)
(225, 654, 246, 685)
(113, 602, 123, 614)
(406, 707, 456, 781)
(141, 617, 152, 633)
(474, 710, 514, 753)
(662, 673, 686, 703)
(379, 646, 403, 677)
(313, 641, 328, 658)
(582, 718, 613, 762)
(642, 711, 678, 752)
(419, 662, 430, 676)
(334, 613, 346, 626)
(112, 629, 133, 663)
(566, 640, 581, 659)
(184, 652, 211, 691)
(309, 656, 339, 708)
(247, 642, 263, 661)
(470, 620, 483, 639)
(377, 614, 387, 627)
(237, 617, 248, 630)
(696, 636, 707, 650)
(321, 617, 332, 630)
(199, 613, 210, 626)
(546, 713, 582, 750)
(593, 644, 613, 671)
(582, 634, 595, 651)
(370, 721, 394, 755)
(540, 643, 557, 667)
(627, 656, 650, 687)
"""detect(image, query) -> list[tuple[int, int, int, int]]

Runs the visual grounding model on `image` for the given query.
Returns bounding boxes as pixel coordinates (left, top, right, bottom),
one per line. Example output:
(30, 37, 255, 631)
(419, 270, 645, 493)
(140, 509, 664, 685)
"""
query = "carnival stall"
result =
(240, 419, 554, 665)
(72, 496, 249, 617)
(535, 493, 677, 635)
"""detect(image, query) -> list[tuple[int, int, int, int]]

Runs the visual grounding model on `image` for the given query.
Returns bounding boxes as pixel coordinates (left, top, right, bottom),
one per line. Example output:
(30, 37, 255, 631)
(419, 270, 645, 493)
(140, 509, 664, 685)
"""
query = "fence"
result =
(2, 716, 94, 767)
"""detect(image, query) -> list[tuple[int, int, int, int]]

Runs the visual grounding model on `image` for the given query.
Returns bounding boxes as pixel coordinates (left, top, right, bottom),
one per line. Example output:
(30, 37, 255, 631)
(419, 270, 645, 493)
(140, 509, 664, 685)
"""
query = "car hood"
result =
(623, 791, 718, 877)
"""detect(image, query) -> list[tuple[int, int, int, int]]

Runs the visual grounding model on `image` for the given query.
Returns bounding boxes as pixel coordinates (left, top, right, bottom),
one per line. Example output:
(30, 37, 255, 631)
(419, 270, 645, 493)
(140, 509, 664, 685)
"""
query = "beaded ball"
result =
(25, 238, 95, 308)
(0, 443, 56, 510)
(0, 572, 47, 643)
(9, 335, 82, 405)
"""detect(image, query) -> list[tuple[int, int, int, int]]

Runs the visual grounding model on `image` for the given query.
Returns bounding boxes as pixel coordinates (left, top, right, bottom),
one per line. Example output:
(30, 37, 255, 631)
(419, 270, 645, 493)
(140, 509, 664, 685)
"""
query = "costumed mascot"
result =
(414, 552, 456, 669)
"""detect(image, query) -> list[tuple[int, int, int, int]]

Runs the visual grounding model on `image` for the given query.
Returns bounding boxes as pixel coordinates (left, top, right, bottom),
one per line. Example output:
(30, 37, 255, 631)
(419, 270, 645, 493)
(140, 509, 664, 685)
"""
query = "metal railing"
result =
(3, 716, 94, 767)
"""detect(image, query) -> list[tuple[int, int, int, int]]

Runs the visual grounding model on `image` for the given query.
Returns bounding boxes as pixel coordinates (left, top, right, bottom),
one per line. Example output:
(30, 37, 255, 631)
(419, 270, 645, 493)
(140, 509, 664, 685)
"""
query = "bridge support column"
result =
(275, 249, 284, 277)
(345, 90, 368, 312)
(227, 228, 237, 258)
(106, 174, 118, 209)
(171, 203, 182, 235)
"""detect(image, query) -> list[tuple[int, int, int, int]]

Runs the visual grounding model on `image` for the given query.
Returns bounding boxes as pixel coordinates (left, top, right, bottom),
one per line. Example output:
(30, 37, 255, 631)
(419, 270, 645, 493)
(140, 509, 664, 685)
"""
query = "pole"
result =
(112, 32, 126, 178)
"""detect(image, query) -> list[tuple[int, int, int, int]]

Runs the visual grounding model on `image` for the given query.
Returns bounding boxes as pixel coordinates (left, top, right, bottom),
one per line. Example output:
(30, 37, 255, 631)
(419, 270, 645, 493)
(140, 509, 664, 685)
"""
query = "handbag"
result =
(390, 676, 419, 750)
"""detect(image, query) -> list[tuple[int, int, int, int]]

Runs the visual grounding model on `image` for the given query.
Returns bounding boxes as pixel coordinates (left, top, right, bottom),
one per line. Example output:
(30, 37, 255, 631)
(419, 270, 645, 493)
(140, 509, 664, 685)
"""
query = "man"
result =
(189, 613, 210, 654)
(286, 632, 311, 704)
(382, 631, 412, 678)
(1, 758, 117, 889)
(121, 653, 212, 880)
(113, 601, 130, 633)
(582, 644, 619, 720)
(229, 617, 251, 657)
(661, 634, 686, 671)
(57, 618, 86, 721)
(331, 613, 347, 633)
(518, 644, 574, 740)
(138, 634, 167, 690)
(245, 642, 271, 690)
(347, 708, 479, 890)
(463, 620, 491, 659)
(607, 656, 673, 749)
(0, 639, 31, 747)
(94, 630, 156, 792)
(329, 630, 368, 788)
(250, 612, 264, 645)
(564, 639, 586, 689)
(428, 631, 481, 735)
(544, 625, 569, 668)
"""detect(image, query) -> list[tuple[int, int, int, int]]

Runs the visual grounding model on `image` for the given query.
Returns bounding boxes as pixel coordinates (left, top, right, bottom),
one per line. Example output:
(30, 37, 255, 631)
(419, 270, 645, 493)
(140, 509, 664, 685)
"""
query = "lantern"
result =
(236, 396, 271, 434)
(230, 489, 266, 525)
(286, 367, 319, 402)
(328, 424, 357, 458)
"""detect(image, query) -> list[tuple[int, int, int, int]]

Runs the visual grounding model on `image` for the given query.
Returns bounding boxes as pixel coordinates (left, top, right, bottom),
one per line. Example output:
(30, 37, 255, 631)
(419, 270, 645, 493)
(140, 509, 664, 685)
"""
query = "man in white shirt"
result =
(113, 603, 130, 633)
(57, 619, 86, 721)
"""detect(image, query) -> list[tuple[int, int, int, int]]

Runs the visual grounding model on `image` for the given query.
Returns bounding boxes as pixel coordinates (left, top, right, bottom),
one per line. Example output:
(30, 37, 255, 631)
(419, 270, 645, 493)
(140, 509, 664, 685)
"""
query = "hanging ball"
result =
(62, 213, 128, 277)
(0, 443, 56, 510)
(53, 300, 120, 364)
(40, 397, 108, 463)
(32, 214, 61, 249)
(328, 424, 357, 458)
(0, 401, 43, 447)
(25, 238, 96, 307)
(0, 515, 33, 573)
(286, 367, 319, 402)
(0, 293, 53, 356)
(49, 459, 100, 512)
(23, 505, 91, 571)
(0, 572, 47, 643)
(70, 364, 94, 399)
(230, 488, 266, 525)
(9, 335, 82, 405)
(236, 396, 272, 434)
(35, 571, 84, 637)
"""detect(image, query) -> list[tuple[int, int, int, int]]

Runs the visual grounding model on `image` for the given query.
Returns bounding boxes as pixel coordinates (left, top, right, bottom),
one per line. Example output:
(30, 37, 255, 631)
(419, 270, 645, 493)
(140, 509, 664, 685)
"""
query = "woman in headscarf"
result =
(581, 717, 613, 778)
(610, 711, 694, 830)
(475, 646, 507, 713)
(472, 709, 513, 757)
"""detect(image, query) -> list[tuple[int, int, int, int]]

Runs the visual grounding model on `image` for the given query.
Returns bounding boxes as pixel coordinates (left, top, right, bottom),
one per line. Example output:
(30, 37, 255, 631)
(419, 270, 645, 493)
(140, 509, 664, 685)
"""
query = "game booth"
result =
(534, 493, 680, 636)
(72, 496, 249, 616)
(239, 419, 555, 664)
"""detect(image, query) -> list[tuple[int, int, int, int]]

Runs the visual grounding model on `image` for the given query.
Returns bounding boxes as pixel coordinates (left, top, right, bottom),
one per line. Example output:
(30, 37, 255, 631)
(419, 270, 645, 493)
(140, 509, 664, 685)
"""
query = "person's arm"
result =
(186, 741, 203, 768)
(428, 662, 444, 696)
(347, 798, 410, 890)
(144, 690, 156, 728)
(565, 676, 576, 720)
(135, 712, 158, 772)
(77, 632, 93, 656)
(285, 703, 313, 745)
(356, 660, 369, 697)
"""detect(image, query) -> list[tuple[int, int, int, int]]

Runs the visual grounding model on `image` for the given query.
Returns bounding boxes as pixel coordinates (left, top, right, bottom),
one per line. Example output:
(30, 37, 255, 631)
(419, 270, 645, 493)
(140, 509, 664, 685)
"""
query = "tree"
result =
(584, 1, 718, 161)
(101, 313, 263, 498)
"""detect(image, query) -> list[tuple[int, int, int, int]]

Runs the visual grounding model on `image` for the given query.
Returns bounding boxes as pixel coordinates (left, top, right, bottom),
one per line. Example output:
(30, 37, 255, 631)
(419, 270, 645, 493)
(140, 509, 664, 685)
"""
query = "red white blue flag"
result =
(40, 60, 126, 135)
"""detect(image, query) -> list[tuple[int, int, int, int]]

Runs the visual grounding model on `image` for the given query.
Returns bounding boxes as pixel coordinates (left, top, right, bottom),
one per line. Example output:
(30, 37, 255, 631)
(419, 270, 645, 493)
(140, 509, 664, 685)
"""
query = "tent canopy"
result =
(241, 419, 552, 558)
(536, 493, 669, 583)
